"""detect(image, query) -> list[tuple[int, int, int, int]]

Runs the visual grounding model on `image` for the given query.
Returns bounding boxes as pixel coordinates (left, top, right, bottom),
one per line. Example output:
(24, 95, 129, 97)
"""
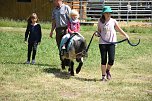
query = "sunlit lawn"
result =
(0, 19, 152, 101)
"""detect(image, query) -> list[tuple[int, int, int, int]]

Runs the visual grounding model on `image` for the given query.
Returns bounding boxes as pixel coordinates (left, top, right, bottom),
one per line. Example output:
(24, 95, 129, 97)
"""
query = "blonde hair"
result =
(69, 9, 79, 18)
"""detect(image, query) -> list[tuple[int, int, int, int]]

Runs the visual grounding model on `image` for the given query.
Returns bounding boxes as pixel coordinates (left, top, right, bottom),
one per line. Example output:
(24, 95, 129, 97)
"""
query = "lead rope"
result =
(95, 31, 140, 46)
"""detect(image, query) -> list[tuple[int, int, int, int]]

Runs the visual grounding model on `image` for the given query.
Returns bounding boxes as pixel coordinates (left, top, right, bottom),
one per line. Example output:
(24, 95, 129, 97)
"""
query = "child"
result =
(25, 13, 42, 64)
(60, 9, 80, 53)
(95, 6, 129, 81)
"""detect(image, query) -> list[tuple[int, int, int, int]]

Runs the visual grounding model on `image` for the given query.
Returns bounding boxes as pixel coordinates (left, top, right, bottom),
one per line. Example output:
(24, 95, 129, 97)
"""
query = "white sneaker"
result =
(25, 61, 30, 64)
(62, 45, 66, 50)
(31, 60, 35, 64)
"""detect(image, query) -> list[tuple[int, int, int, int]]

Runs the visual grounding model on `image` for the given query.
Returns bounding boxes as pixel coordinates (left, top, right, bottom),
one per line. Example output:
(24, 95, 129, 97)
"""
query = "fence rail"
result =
(65, 0, 152, 23)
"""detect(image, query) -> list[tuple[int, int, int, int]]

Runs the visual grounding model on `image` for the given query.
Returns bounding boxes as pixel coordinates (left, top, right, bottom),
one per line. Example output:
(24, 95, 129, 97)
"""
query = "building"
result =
(0, 0, 87, 21)
(0, 0, 53, 21)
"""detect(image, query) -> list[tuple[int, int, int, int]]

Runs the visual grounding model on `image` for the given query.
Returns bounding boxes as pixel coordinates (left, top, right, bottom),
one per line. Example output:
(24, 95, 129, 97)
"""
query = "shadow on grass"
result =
(1, 61, 100, 81)
(1, 61, 25, 65)
(43, 67, 101, 81)
(74, 76, 100, 82)
(1, 61, 56, 67)
(43, 67, 71, 79)
(1, 61, 71, 79)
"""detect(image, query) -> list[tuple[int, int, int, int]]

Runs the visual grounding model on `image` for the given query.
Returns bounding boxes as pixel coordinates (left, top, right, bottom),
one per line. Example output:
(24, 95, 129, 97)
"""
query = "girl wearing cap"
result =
(60, 9, 80, 53)
(25, 13, 42, 64)
(95, 6, 129, 81)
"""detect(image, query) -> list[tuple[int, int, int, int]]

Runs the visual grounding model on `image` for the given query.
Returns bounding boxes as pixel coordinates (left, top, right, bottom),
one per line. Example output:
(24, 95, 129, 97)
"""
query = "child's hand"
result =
(125, 34, 129, 39)
(24, 41, 27, 44)
(50, 32, 53, 38)
(94, 31, 100, 37)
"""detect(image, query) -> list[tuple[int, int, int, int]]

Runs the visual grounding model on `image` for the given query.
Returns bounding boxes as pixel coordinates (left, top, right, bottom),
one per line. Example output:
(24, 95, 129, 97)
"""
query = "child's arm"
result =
(25, 24, 30, 42)
(115, 22, 129, 39)
(50, 20, 56, 38)
(38, 24, 42, 44)
(95, 21, 101, 37)
(67, 21, 74, 34)
(98, 22, 101, 33)
(77, 21, 80, 32)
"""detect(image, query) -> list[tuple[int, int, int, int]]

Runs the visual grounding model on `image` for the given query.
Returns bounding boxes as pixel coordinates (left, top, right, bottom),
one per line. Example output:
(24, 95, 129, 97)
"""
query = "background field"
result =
(0, 19, 152, 101)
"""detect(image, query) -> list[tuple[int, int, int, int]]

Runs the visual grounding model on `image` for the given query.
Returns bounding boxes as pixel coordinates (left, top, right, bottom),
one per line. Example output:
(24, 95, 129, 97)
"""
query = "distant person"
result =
(60, 9, 81, 54)
(50, 0, 71, 50)
(25, 13, 42, 64)
(127, 1, 131, 13)
(95, 6, 129, 81)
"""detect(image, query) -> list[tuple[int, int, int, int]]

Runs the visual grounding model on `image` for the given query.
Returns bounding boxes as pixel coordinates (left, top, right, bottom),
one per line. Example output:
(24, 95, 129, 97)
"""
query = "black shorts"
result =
(99, 44, 115, 65)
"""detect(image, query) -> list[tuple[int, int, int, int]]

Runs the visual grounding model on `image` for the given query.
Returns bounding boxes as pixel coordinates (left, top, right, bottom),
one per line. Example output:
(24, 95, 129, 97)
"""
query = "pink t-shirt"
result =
(98, 18, 118, 44)
(67, 19, 80, 34)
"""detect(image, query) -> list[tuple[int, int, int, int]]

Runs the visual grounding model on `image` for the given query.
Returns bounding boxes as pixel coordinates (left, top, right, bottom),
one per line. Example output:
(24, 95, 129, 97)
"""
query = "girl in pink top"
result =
(60, 9, 80, 51)
(95, 6, 129, 81)
(67, 14, 80, 34)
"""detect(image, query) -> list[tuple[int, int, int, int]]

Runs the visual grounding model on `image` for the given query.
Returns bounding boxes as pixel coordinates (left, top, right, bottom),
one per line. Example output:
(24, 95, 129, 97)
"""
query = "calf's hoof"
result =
(61, 63, 65, 70)
(68, 68, 71, 72)
(76, 67, 81, 74)
(71, 72, 74, 76)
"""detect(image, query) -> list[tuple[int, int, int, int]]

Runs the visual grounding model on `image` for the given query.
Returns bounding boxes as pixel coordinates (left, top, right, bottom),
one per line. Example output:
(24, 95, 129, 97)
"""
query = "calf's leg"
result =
(70, 61, 74, 76)
(76, 58, 83, 74)
(61, 60, 65, 70)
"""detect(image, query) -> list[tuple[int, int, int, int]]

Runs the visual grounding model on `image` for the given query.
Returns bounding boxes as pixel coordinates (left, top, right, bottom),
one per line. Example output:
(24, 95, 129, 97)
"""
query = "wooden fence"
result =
(0, 0, 151, 23)
(66, 0, 152, 23)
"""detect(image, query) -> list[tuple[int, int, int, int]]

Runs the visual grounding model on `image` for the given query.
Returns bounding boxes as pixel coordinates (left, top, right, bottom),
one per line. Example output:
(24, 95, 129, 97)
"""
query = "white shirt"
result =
(98, 18, 118, 44)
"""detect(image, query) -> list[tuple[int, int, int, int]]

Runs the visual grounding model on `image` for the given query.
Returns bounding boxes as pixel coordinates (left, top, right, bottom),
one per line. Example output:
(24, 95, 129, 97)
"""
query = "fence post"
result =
(80, 1, 82, 22)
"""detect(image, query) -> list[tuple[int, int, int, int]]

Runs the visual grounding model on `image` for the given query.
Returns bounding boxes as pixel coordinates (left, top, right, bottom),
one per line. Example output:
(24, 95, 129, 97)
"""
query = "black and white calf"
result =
(60, 33, 87, 76)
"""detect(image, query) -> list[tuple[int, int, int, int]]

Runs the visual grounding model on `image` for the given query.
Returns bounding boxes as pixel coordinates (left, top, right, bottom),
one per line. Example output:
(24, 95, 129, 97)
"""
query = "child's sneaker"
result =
(31, 60, 35, 64)
(106, 70, 111, 80)
(62, 45, 66, 50)
(25, 60, 30, 64)
(101, 75, 107, 81)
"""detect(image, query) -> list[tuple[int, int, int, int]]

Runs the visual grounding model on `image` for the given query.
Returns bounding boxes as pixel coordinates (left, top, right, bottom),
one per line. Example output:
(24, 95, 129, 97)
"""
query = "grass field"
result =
(0, 19, 152, 101)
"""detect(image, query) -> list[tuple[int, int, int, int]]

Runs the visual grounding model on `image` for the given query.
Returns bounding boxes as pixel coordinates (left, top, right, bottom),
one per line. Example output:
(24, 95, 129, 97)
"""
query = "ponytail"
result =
(27, 17, 32, 26)
(100, 15, 105, 24)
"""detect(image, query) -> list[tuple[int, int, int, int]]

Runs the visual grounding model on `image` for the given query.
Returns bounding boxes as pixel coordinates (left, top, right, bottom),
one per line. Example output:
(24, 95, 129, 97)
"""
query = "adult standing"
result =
(50, 0, 71, 49)
(50, 0, 71, 69)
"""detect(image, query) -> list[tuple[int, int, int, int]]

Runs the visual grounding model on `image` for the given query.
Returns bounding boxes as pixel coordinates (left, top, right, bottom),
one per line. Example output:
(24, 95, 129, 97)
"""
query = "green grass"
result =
(0, 19, 152, 101)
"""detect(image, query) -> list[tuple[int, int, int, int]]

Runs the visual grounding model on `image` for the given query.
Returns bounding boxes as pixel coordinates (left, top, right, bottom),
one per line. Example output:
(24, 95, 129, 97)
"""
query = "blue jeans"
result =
(60, 33, 70, 51)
